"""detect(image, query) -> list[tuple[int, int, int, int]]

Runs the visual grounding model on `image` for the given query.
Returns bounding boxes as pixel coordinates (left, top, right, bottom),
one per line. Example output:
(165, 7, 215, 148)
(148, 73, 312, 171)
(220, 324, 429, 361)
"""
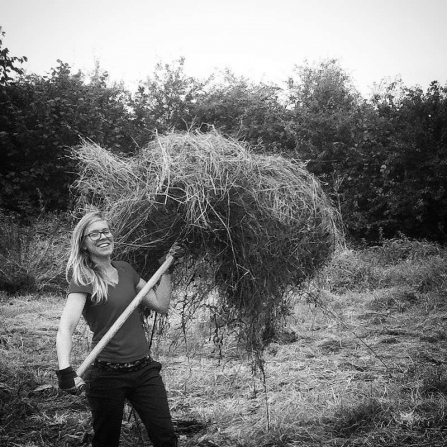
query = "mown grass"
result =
(1, 236, 447, 446)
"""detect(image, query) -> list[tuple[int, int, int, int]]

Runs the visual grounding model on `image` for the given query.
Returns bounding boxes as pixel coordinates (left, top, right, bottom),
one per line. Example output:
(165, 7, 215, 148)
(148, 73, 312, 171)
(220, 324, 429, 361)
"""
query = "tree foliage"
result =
(192, 70, 294, 153)
(130, 58, 208, 146)
(360, 79, 447, 240)
(0, 27, 27, 85)
(1, 35, 446, 244)
(285, 60, 364, 171)
(0, 60, 135, 215)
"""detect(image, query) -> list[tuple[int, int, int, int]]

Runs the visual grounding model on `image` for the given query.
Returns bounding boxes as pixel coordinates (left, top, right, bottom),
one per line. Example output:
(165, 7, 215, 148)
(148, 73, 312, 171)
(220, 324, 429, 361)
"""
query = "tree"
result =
(0, 27, 27, 85)
(364, 80, 447, 241)
(130, 58, 208, 146)
(333, 77, 447, 242)
(192, 70, 293, 154)
(0, 60, 135, 215)
(285, 59, 364, 171)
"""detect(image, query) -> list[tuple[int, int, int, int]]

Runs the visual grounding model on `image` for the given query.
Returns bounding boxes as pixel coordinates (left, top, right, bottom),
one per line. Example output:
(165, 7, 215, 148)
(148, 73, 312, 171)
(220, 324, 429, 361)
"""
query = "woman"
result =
(56, 211, 180, 447)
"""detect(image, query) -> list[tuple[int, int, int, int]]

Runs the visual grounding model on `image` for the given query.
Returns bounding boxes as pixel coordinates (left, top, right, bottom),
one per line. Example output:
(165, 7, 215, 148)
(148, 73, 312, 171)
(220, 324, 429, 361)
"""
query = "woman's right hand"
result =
(56, 366, 86, 395)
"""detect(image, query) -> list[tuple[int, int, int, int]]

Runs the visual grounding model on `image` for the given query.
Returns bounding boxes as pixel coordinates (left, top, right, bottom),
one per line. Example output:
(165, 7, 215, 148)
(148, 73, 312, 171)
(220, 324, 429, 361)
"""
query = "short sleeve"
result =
(67, 276, 93, 296)
(128, 263, 140, 287)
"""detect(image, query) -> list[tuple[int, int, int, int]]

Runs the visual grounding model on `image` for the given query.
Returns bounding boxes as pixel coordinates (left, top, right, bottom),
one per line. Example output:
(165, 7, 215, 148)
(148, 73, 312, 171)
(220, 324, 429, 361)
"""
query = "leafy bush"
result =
(0, 60, 136, 216)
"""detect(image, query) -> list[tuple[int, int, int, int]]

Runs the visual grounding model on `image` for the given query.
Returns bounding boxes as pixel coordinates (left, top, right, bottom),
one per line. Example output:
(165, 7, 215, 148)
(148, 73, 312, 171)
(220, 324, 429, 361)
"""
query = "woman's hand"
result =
(158, 242, 186, 272)
(168, 242, 186, 260)
(56, 366, 86, 395)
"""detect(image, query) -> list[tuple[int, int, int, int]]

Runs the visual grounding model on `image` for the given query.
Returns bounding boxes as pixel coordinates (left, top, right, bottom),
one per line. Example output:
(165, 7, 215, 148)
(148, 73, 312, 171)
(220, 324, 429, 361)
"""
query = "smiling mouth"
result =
(97, 242, 111, 248)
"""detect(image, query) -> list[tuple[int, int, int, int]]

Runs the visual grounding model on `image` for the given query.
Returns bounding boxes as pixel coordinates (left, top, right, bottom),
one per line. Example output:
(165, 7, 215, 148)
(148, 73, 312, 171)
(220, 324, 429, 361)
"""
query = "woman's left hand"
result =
(168, 242, 186, 260)
(158, 243, 186, 273)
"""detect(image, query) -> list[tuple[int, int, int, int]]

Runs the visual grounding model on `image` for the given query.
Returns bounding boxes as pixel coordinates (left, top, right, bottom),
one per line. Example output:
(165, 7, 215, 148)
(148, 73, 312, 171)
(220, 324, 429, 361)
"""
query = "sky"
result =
(1, 0, 447, 96)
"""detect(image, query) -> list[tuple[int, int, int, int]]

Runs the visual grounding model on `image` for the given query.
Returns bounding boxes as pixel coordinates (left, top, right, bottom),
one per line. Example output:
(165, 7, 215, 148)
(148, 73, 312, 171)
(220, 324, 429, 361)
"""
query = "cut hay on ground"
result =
(71, 131, 342, 350)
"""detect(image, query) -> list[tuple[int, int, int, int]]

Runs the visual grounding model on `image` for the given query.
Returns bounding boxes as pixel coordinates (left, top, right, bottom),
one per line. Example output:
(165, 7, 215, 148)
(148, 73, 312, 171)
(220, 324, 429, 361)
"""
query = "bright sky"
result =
(2, 0, 447, 96)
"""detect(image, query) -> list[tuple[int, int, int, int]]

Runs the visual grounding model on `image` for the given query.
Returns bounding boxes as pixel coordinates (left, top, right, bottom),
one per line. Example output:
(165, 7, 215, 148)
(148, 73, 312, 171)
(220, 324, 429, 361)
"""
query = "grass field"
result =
(1, 238, 447, 446)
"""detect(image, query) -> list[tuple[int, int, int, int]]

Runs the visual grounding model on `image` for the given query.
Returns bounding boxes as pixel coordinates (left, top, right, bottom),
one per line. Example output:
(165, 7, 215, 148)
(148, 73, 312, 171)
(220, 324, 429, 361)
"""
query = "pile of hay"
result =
(72, 131, 341, 350)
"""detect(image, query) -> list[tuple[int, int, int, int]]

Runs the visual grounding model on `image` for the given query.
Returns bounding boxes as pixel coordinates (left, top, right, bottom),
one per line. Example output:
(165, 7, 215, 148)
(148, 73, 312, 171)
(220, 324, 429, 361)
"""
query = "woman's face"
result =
(82, 219, 114, 259)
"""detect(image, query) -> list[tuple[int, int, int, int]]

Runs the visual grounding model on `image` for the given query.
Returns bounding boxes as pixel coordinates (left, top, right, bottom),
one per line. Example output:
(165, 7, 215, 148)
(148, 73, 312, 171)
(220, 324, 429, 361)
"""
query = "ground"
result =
(1, 247, 447, 446)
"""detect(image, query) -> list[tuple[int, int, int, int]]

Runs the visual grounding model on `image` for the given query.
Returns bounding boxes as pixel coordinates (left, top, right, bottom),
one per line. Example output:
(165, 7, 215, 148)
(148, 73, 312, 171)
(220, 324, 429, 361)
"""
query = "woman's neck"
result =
(90, 256, 118, 285)
(90, 255, 112, 270)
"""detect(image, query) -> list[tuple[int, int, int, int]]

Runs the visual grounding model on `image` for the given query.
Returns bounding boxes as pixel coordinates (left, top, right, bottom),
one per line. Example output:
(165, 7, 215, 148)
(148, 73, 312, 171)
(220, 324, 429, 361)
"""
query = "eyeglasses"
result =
(84, 229, 112, 241)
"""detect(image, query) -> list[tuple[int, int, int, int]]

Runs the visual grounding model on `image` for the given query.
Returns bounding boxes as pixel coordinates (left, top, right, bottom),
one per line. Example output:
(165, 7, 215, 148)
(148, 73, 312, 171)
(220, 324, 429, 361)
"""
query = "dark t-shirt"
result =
(68, 261, 150, 362)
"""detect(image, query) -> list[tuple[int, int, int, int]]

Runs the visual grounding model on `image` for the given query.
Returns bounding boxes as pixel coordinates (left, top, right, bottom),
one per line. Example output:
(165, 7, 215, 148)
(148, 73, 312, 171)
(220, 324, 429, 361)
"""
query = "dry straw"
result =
(71, 131, 342, 351)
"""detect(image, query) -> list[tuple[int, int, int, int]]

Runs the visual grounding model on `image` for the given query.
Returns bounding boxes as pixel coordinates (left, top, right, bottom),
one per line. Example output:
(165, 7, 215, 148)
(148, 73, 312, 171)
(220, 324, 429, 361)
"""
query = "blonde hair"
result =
(66, 211, 114, 304)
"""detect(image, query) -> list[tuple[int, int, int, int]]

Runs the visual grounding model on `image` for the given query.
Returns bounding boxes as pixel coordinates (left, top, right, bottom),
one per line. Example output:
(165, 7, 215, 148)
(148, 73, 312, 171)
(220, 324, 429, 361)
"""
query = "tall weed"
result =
(0, 213, 70, 295)
(363, 236, 442, 265)
(317, 248, 381, 293)
(331, 398, 392, 437)
(319, 237, 447, 298)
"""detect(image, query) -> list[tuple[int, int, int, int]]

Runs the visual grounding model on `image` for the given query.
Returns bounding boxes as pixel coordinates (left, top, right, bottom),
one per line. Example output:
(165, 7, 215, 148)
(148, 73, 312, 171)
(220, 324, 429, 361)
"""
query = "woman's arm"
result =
(137, 272, 173, 314)
(56, 292, 87, 369)
(137, 243, 184, 314)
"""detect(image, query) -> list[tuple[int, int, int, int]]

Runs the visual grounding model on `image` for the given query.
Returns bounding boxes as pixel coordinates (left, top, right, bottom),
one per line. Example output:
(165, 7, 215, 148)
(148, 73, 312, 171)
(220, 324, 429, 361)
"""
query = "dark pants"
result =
(86, 360, 177, 447)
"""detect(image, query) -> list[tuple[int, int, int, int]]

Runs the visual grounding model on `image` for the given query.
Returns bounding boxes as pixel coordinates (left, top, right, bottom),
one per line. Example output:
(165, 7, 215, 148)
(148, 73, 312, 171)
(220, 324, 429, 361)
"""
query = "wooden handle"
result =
(76, 255, 175, 378)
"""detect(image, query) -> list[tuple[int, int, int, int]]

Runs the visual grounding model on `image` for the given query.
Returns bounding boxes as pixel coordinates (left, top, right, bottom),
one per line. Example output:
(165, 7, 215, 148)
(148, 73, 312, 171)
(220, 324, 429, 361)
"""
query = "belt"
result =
(94, 355, 152, 372)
